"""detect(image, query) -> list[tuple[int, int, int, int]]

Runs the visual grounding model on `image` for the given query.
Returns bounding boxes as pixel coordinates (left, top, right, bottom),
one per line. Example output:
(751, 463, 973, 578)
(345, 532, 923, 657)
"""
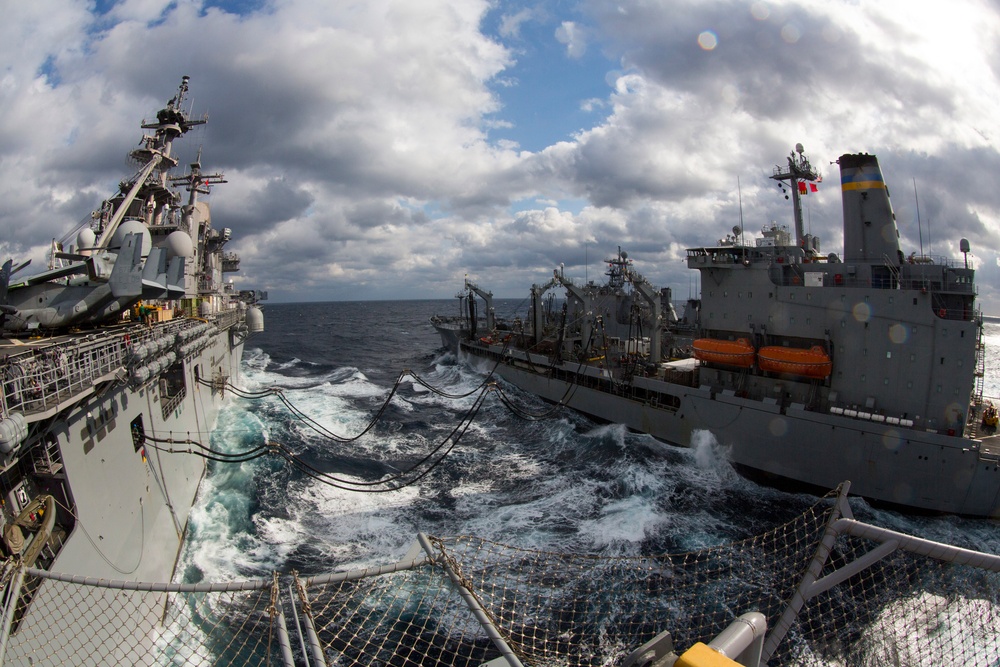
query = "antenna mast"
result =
(770, 143, 818, 247)
(737, 175, 745, 243)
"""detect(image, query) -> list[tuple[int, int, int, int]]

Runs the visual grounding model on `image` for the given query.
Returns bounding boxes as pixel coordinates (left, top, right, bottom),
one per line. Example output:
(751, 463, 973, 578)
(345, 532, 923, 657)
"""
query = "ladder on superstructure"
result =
(968, 313, 986, 435)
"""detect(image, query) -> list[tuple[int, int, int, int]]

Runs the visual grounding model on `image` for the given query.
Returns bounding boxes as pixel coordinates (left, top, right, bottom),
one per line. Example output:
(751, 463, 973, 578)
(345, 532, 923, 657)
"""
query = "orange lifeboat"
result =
(758, 345, 832, 378)
(692, 338, 755, 368)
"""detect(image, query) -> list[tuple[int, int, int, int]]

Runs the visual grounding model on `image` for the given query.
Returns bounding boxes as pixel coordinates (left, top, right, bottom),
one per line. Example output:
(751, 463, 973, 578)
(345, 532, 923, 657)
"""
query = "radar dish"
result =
(77, 228, 96, 251)
(165, 230, 195, 258)
(112, 220, 152, 257)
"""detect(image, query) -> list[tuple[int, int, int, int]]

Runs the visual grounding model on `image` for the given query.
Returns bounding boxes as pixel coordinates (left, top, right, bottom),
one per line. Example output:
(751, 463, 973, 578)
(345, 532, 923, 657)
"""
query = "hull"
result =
(462, 341, 1000, 518)
(431, 319, 469, 353)
(1, 319, 245, 664)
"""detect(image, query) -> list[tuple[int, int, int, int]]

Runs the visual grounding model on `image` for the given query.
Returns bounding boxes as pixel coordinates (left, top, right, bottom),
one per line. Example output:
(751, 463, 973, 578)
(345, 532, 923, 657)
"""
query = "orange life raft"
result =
(692, 338, 756, 368)
(757, 345, 832, 378)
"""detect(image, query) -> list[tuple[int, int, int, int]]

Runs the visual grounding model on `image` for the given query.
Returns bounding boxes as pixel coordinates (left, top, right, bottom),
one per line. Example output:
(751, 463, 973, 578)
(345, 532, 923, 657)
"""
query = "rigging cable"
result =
(195, 339, 511, 445)
(144, 383, 496, 492)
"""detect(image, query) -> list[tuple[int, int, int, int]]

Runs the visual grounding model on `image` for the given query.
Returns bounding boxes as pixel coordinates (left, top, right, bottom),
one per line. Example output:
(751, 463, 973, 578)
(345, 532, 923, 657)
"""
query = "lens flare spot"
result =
(881, 428, 903, 451)
(852, 302, 871, 322)
(750, 1, 769, 20)
(768, 417, 788, 437)
(698, 31, 718, 50)
(780, 23, 801, 44)
(888, 323, 908, 344)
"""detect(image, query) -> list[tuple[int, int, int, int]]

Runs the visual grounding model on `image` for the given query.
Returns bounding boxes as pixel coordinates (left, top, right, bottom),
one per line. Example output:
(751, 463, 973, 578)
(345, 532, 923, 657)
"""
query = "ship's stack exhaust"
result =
(838, 153, 901, 266)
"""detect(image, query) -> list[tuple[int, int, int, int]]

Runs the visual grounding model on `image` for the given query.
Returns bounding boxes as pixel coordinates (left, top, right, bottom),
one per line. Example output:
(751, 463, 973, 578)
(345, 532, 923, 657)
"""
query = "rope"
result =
(170, 332, 596, 490)
(51, 496, 144, 575)
(270, 386, 491, 493)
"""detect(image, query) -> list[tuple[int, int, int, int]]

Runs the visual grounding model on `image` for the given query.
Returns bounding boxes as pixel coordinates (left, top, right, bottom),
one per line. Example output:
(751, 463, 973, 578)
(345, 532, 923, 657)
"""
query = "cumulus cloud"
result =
(555, 21, 588, 58)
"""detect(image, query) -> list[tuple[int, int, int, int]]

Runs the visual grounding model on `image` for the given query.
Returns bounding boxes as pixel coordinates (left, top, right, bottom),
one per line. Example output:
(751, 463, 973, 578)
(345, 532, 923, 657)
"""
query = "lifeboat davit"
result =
(692, 338, 755, 368)
(758, 345, 832, 378)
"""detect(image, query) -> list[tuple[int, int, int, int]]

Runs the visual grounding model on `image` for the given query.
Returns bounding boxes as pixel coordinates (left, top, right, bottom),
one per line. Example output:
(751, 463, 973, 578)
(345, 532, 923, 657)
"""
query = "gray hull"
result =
(3, 323, 243, 665)
(463, 343, 1000, 518)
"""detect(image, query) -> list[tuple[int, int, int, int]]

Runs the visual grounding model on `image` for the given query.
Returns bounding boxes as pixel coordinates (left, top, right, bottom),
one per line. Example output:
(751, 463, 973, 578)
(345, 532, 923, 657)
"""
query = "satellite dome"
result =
(76, 228, 96, 252)
(165, 230, 195, 258)
(247, 307, 264, 333)
(111, 220, 152, 257)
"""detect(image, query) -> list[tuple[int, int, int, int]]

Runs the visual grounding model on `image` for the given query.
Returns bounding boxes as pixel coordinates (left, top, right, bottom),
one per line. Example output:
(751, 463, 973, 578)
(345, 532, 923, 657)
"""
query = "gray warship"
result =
(434, 145, 1000, 518)
(0, 77, 263, 661)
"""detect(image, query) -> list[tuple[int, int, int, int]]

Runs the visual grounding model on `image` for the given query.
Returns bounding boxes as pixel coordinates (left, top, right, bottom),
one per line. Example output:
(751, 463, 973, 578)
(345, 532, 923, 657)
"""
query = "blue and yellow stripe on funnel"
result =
(840, 165, 885, 191)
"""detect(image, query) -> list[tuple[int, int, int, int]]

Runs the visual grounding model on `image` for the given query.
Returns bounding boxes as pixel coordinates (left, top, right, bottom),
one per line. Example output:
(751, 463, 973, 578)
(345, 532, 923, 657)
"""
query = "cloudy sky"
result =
(3, 0, 1000, 311)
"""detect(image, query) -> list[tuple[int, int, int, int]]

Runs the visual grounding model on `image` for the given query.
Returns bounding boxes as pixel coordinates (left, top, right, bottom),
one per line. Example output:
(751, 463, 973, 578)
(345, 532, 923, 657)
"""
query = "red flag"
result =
(798, 181, 807, 195)
(810, 182, 818, 193)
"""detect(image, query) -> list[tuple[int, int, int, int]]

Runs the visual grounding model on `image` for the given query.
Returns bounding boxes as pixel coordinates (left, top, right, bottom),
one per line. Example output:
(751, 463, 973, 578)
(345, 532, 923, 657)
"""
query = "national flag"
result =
(798, 181, 807, 195)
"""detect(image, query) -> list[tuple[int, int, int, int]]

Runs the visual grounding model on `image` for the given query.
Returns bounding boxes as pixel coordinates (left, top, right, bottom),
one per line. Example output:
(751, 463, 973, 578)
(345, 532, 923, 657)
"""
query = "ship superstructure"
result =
(435, 146, 1000, 517)
(0, 77, 264, 663)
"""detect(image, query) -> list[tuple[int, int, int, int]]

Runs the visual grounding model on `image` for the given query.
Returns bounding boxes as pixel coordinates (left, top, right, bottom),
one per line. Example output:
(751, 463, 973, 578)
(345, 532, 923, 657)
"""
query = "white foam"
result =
(251, 514, 305, 566)
(577, 495, 665, 546)
(174, 406, 282, 582)
(460, 475, 607, 551)
(855, 591, 1000, 665)
(300, 477, 424, 568)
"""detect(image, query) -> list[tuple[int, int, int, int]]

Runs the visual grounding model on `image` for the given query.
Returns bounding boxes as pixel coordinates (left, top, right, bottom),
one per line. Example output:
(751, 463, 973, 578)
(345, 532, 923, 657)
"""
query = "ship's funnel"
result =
(839, 153, 901, 265)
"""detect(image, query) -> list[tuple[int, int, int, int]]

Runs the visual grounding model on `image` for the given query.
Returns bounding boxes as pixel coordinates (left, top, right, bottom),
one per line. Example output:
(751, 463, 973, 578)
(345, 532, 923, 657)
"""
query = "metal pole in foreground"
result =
(294, 574, 328, 667)
(417, 533, 525, 667)
(287, 582, 312, 667)
(274, 606, 296, 667)
(0, 565, 26, 665)
(760, 482, 850, 663)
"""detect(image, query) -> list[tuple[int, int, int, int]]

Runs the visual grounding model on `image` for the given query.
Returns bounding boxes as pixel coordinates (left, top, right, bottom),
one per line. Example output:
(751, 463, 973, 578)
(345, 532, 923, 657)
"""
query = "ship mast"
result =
(170, 147, 227, 210)
(770, 143, 818, 247)
(92, 76, 207, 250)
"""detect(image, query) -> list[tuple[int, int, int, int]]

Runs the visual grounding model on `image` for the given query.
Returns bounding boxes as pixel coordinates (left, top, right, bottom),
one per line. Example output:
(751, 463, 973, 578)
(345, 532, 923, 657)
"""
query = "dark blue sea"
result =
(177, 301, 1000, 583)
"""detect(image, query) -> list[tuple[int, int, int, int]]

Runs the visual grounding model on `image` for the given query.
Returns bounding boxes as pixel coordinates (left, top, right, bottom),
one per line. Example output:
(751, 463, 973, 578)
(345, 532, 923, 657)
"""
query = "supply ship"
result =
(0, 77, 263, 661)
(434, 145, 1000, 518)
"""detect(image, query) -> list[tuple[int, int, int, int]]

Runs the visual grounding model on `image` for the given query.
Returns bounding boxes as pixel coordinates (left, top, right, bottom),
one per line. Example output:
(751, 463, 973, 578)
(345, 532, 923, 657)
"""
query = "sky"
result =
(3, 0, 1000, 311)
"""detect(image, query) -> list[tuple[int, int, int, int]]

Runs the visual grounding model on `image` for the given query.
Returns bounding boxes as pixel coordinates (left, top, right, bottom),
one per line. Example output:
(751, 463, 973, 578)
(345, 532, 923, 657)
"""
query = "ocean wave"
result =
(184, 302, 1000, 613)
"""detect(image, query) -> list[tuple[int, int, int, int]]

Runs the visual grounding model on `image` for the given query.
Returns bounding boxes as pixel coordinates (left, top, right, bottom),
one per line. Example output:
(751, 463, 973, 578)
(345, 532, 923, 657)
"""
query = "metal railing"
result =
(0, 312, 239, 422)
(0, 329, 136, 419)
